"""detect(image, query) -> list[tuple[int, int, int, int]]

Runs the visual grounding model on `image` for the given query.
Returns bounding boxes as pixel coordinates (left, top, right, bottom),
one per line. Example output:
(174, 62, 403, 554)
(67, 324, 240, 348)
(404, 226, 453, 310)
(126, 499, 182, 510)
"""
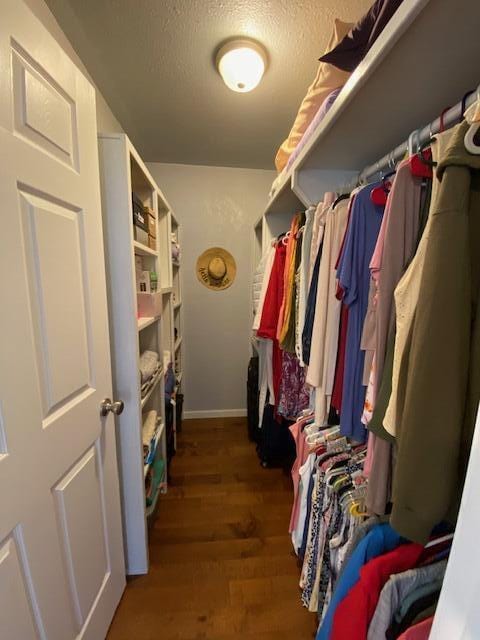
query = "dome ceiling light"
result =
(215, 39, 268, 93)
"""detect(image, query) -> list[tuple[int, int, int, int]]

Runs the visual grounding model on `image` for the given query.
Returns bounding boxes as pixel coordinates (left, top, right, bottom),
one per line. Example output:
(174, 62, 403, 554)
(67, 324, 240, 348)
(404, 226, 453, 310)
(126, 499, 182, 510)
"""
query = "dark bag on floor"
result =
(246, 356, 260, 442)
(257, 403, 295, 469)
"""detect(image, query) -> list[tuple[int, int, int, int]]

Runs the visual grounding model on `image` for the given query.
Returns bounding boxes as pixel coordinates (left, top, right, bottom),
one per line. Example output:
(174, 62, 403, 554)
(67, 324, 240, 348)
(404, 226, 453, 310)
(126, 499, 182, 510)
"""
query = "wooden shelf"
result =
(140, 366, 164, 409)
(161, 286, 173, 294)
(174, 337, 182, 352)
(133, 240, 158, 257)
(144, 421, 165, 478)
(137, 316, 158, 331)
(174, 300, 182, 310)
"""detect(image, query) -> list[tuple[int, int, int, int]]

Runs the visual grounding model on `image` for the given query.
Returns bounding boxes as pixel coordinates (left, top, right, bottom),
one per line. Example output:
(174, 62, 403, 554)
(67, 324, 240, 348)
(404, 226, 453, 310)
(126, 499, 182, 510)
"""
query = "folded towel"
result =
(142, 410, 157, 457)
(139, 350, 159, 383)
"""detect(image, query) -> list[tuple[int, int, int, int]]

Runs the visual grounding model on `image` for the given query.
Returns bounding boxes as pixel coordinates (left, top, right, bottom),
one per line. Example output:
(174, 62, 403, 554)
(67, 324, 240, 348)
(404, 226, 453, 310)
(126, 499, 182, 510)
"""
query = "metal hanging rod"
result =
(346, 88, 478, 190)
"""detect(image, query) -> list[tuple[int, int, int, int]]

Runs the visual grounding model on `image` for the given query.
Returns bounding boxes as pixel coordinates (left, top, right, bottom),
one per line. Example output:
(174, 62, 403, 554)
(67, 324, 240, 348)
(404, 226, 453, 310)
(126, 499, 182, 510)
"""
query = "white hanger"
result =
(424, 532, 454, 549)
(408, 129, 420, 157)
(464, 85, 480, 154)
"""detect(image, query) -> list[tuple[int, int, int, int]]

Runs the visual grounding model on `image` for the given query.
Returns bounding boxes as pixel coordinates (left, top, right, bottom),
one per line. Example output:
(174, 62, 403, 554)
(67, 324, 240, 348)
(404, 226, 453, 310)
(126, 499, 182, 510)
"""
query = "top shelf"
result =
(264, 0, 480, 215)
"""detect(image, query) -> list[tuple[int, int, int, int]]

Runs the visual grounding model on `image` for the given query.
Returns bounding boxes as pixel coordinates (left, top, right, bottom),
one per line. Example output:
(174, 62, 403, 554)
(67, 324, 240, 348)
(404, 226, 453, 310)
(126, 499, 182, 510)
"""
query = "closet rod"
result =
(350, 88, 478, 188)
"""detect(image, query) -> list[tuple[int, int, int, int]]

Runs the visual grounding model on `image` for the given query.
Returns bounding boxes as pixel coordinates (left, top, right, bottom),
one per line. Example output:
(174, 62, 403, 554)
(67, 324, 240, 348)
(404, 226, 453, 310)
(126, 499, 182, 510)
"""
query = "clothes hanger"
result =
(305, 425, 340, 446)
(464, 85, 480, 154)
(424, 532, 454, 549)
(370, 170, 391, 205)
(407, 129, 433, 178)
(332, 192, 350, 209)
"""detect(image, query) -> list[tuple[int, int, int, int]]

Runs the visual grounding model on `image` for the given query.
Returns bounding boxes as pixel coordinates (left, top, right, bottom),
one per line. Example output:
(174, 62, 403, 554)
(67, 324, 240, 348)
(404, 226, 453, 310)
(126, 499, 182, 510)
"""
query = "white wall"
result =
(148, 163, 275, 418)
(24, 0, 124, 134)
(23, 0, 277, 418)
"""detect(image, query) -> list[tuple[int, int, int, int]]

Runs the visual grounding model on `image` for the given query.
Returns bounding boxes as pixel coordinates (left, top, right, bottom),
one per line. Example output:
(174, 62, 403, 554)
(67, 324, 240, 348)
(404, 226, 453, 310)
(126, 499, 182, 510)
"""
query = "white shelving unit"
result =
(157, 201, 184, 455)
(98, 133, 177, 575)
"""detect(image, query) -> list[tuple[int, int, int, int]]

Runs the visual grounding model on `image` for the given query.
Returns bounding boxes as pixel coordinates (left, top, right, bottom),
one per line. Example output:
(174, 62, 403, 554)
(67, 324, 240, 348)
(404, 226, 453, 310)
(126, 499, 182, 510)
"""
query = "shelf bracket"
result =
(292, 168, 358, 206)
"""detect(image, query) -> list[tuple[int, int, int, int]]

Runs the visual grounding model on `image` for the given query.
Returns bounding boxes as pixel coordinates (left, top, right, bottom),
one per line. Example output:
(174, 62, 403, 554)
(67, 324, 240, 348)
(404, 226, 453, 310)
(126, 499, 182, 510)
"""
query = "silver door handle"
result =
(100, 398, 124, 417)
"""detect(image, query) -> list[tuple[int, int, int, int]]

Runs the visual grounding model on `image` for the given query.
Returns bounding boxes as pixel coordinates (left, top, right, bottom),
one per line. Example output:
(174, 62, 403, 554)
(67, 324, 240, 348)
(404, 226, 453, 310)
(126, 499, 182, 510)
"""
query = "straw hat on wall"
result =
(196, 247, 236, 291)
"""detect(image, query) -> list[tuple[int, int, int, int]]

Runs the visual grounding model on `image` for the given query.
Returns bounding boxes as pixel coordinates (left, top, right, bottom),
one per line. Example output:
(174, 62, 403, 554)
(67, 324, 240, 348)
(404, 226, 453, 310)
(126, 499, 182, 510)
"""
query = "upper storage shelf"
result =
(294, 0, 479, 173)
(261, 170, 304, 217)
(262, 0, 479, 217)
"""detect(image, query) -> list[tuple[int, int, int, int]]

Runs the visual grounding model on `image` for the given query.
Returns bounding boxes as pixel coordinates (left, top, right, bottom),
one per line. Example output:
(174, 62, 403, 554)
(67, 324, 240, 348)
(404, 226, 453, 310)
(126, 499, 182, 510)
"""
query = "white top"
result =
(306, 199, 349, 423)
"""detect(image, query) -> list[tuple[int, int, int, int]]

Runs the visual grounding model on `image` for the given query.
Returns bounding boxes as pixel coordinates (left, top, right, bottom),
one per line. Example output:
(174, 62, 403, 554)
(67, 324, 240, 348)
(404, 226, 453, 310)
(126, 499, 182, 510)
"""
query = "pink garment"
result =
(288, 416, 313, 532)
(363, 159, 422, 417)
(370, 188, 391, 282)
(363, 431, 376, 477)
(397, 616, 434, 640)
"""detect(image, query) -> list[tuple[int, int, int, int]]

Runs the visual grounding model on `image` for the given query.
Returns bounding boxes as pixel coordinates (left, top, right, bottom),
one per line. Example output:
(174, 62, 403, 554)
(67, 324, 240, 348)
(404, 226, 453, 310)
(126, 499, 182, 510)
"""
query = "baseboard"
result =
(183, 409, 247, 419)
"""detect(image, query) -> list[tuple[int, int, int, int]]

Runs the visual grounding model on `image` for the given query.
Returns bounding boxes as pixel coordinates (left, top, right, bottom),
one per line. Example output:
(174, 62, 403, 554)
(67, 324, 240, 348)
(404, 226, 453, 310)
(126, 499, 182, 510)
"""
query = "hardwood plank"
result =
(107, 417, 317, 639)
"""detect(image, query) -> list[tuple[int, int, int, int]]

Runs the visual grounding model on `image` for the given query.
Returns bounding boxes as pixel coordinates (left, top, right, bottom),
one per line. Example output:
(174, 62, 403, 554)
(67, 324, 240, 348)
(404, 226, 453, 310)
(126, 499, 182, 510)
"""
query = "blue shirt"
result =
(337, 185, 383, 442)
(316, 523, 402, 640)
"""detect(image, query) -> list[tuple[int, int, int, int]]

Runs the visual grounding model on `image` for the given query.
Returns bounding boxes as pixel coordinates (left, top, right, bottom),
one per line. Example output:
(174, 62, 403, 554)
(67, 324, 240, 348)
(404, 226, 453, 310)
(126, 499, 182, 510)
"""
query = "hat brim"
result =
(196, 247, 236, 291)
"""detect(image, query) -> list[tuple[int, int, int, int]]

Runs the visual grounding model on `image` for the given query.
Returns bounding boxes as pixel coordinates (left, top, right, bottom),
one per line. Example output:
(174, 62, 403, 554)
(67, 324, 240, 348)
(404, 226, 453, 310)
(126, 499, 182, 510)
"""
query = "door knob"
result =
(100, 398, 125, 417)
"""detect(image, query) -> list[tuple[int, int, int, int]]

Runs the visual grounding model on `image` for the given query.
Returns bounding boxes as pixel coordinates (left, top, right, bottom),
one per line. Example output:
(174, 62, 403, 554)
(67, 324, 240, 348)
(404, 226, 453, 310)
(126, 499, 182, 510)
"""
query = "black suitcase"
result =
(257, 403, 295, 469)
(246, 356, 260, 442)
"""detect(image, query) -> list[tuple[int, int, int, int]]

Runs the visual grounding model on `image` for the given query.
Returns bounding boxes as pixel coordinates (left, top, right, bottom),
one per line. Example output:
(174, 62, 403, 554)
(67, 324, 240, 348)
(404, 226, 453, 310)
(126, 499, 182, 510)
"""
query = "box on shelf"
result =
(148, 234, 156, 250)
(137, 292, 162, 318)
(138, 270, 151, 293)
(132, 193, 149, 245)
(145, 208, 156, 238)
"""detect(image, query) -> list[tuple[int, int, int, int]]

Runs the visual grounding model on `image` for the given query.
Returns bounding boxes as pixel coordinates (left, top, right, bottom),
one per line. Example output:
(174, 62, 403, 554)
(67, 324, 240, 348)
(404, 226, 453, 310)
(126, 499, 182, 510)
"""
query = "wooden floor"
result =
(107, 417, 318, 640)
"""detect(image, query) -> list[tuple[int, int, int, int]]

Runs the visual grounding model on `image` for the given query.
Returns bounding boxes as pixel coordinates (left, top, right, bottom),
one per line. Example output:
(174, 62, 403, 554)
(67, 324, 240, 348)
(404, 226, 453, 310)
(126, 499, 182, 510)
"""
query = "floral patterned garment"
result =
(277, 351, 310, 420)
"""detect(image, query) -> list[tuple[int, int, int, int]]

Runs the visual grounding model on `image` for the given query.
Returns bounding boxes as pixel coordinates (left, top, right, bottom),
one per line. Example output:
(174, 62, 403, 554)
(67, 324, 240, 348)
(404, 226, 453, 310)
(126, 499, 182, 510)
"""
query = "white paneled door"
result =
(0, 2, 126, 639)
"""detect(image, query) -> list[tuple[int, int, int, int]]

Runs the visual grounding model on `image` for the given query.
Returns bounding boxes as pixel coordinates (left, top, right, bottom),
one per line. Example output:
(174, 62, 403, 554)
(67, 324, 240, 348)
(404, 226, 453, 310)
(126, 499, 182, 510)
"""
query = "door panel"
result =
(0, 531, 40, 640)
(53, 446, 109, 629)
(0, 2, 126, 638)
(11, 38, 79, 168)
(19, 189, 91, 418)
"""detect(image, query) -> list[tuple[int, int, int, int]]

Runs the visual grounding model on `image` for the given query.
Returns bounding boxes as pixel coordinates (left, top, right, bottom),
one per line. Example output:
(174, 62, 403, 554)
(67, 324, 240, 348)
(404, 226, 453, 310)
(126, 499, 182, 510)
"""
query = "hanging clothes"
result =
(257, 241, 287, 420)
(336, 184, 384, 442)
(296, 206, 316, 364)
(252, 243, 276, 332)
(382, 128, 454, 438)
(281, 216, 305, 352)
(302, 218, 326, 366)
(330, 543, 425, 640)
(277, 351, 309, 419)
(391, 121, 480, 543)
(361, 159, 423, 515)
(277, 213, 302, 344)
(306, 198, 350, 425)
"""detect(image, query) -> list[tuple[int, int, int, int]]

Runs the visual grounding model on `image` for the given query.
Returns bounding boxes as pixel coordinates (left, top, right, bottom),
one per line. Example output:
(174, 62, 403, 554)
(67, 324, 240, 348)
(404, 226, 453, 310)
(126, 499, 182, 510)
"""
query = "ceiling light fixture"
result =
(215, 39, 267, 93)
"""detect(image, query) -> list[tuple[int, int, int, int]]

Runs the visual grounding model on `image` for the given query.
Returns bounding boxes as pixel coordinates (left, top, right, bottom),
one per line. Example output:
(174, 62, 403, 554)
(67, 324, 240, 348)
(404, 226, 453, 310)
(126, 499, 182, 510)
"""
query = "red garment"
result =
(397, 616, 434, 640)
(331, 543, 424, 640)
(331, 303, 349, 412)
(257, 243, 286, 340)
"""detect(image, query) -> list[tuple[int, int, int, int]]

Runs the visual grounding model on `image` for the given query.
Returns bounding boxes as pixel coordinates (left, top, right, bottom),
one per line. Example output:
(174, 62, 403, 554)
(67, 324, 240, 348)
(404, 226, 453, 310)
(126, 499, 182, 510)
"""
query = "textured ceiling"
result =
(46, 0, 372, 169)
